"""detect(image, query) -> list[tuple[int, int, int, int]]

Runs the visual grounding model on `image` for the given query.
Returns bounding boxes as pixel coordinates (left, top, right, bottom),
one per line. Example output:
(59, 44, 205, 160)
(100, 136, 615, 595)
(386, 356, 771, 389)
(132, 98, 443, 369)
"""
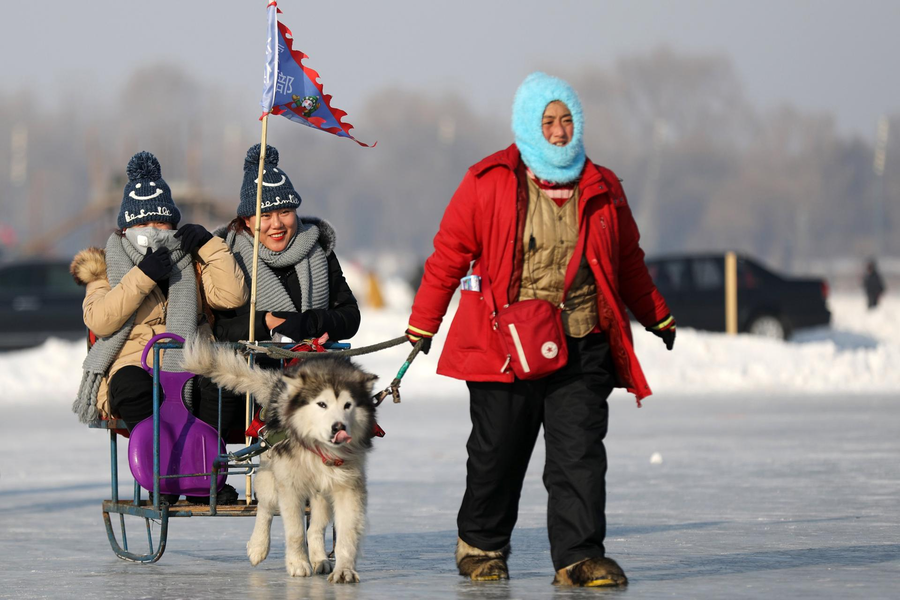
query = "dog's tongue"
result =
(332, 430, 352, 444)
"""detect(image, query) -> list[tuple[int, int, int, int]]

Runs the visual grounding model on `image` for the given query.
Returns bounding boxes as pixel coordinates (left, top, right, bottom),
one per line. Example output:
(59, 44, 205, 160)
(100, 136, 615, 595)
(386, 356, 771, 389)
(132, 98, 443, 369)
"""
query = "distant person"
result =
(71, 151, 248, 502)
(863, 258, 886, 309)
(404, 73, 675, 588)
(194, 144, 361, 436)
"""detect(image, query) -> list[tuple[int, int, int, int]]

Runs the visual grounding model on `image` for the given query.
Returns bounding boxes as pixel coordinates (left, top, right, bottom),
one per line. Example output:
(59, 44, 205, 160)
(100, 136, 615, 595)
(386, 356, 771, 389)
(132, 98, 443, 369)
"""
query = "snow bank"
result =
(1, 292, 896, 407)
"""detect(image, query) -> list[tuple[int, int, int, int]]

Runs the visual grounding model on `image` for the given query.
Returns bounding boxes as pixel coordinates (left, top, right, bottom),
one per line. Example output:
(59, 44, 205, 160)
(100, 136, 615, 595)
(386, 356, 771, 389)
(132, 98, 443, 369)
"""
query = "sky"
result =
(2, 0, 899, 140)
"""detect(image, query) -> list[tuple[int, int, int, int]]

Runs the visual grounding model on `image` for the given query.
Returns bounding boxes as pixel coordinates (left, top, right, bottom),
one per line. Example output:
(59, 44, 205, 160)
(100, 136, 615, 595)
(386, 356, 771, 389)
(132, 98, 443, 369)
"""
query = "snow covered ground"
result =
(0, 291, 898, 598)
(1, 291, 897, 407)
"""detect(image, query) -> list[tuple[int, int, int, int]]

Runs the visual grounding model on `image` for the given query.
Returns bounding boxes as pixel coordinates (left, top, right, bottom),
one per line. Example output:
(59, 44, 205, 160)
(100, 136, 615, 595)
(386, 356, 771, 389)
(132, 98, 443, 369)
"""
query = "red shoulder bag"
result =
(480, 229, 586, 380)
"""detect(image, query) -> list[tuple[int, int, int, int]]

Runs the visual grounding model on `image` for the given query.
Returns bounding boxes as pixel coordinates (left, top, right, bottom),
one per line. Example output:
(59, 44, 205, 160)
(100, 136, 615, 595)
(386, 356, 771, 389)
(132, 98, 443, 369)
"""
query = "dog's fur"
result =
(456, 537, 510, 581)
(183, 339, 378, 583)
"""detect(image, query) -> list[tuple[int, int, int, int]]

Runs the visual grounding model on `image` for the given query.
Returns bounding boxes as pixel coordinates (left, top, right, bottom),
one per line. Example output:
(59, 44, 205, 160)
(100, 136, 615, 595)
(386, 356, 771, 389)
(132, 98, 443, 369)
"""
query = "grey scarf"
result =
(72, 232, 198, 424)
(223, 219, 330, 314)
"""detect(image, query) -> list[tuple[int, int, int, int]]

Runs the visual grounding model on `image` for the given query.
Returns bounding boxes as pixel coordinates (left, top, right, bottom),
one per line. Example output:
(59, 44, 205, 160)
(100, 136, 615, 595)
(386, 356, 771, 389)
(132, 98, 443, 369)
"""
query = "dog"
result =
(183, 339, 378, 583)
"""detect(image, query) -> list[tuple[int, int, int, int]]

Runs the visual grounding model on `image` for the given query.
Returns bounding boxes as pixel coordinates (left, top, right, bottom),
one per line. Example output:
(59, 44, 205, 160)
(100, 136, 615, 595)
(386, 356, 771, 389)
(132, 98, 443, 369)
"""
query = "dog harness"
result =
(302, 443, 347, 467)
(301, 422, 386, 467)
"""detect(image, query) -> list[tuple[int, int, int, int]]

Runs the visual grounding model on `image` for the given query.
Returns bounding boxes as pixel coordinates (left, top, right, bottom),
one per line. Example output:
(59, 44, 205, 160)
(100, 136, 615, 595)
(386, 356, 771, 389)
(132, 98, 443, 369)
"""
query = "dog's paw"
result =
(286, 556, 313, 577)
(313, 559, 334, 575)
(246, 539, 269, 566)
(328, 567, 360, 583)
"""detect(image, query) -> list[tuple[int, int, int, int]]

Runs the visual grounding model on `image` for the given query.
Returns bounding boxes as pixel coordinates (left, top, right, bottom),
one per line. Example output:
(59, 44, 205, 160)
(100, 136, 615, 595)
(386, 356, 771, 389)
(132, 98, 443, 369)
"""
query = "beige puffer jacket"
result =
(70, 237, 249, 417)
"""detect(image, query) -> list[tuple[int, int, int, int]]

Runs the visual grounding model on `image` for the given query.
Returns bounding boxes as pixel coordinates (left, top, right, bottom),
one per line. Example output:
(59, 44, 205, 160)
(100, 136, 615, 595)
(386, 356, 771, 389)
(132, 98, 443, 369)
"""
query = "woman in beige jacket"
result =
(71, 151, 248, 433)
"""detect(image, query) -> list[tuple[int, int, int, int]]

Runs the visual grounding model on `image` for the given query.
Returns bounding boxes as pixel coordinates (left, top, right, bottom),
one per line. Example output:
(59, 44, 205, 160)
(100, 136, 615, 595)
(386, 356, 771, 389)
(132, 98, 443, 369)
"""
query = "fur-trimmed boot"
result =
(455, 537, 510, 581)
(552, 556, 628, 587)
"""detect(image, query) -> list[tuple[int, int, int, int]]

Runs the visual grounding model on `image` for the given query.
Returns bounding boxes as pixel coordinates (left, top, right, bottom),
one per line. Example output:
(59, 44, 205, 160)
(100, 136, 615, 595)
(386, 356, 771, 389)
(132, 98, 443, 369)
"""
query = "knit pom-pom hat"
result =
(511, 72, 585, 184)
(117, 151, 181, 229)
(238, 144, 301, 217)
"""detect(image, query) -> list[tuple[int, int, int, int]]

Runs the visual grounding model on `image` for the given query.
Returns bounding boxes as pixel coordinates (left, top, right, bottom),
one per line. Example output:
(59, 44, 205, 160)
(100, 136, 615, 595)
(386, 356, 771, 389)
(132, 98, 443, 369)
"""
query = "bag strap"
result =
(481, 204, 588, 315)
(481, 260, 498, 318)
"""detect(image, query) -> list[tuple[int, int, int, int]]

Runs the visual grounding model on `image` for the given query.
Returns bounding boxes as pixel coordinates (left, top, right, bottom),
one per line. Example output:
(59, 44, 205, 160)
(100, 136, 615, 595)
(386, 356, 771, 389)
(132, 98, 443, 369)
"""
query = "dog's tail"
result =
(182, 338, 283, 406)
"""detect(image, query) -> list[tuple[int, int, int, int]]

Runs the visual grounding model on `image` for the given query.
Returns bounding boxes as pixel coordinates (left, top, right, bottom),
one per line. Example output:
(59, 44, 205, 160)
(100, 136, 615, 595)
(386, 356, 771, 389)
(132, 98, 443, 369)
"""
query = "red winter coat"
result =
(409, 144, 670, 402)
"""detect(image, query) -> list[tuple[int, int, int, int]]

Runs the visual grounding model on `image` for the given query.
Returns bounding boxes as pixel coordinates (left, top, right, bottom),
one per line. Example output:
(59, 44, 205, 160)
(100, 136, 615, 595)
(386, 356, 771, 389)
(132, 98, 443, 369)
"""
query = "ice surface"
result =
(0, 292, 898, 598)
(3, 394, 898, 599)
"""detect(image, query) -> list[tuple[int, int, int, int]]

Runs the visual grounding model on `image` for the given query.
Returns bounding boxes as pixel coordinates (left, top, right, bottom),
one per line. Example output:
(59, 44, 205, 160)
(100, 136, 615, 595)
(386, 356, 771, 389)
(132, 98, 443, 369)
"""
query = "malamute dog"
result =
(183, 339, 378, 583)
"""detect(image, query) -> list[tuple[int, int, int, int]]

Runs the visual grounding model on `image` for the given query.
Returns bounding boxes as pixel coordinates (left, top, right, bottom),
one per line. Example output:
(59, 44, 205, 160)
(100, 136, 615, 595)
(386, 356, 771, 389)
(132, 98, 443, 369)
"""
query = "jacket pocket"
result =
(448, 290, 490, 351)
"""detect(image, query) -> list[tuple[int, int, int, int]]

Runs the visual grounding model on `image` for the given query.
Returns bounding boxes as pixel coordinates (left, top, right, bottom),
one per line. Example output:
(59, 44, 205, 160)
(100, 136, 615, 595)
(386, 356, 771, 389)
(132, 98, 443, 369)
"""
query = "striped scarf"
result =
(223, 221, 329, 314)
(73, 232, 198, 423)
(527, 167, 576, 207)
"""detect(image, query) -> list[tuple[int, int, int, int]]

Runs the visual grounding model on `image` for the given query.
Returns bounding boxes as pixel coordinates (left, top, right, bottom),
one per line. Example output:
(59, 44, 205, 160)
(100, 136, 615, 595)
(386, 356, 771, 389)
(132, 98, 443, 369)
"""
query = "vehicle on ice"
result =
(0, 260, 85, 350)
(645, 253, 831, 340)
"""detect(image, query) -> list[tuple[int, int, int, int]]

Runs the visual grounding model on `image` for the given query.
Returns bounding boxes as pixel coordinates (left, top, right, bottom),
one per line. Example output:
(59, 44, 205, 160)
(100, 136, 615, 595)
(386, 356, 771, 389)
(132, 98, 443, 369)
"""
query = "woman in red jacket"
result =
(406, 73, 675, 587)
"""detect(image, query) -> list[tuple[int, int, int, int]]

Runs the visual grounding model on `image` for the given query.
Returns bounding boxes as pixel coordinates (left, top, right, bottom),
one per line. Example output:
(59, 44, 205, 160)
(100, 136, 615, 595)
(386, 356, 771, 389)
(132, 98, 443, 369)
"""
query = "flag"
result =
(260, 1, 373, 147)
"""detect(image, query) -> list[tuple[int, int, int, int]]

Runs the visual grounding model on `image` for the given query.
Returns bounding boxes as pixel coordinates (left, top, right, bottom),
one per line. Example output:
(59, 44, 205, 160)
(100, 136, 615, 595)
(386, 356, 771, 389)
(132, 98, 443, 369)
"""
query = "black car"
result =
(645, 253, 830, 340)
(0, 259, 86, 350)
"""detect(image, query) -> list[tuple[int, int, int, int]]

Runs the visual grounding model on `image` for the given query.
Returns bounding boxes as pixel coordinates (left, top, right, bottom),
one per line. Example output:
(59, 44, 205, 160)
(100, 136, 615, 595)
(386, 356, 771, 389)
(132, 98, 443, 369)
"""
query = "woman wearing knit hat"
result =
(193, 144, 361, 434)
(405, 73, 676, 587)
(70, 151, 249, 503)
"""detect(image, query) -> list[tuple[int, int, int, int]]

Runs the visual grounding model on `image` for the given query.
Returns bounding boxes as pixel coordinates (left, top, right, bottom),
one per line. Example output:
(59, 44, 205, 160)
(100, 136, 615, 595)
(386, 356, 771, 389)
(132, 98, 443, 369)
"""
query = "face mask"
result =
(125, 227, 177, 252)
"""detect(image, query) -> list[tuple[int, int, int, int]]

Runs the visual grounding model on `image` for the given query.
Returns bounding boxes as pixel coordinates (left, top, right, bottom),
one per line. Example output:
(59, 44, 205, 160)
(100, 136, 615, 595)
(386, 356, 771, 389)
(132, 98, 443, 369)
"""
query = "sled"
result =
(128, 333, 227, 497)
(88, 335, 349, 563)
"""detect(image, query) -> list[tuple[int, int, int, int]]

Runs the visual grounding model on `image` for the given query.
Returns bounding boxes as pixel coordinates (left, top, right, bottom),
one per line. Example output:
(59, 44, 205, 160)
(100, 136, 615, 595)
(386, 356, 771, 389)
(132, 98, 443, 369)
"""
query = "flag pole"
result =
(248, 117, 268, 356)
(244, 113, 269, 504)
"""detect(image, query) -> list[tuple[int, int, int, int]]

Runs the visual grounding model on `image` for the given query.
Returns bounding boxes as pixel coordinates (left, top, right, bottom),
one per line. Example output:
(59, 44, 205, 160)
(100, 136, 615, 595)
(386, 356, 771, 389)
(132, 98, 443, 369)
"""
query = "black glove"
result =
(137, 247, 173, 282)
(174, 223, 213, 254)
(646, 315, 676, 351)
(271, 311, 317, 341)
(405, 326, 433, 355)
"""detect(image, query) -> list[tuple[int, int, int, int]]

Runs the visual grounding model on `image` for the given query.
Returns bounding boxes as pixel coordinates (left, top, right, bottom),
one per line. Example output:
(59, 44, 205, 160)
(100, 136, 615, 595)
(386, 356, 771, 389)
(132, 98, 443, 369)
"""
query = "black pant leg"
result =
(194, 376, 247, 436)
(542, 334, 615, 571)
(108, 365, 156, 430)
(457, 379, 545, 552)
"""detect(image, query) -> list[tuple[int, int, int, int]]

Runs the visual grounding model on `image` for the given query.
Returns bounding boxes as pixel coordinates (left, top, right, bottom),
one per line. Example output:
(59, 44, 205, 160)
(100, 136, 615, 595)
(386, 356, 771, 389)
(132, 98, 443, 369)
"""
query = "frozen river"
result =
(2, 390, 898, 599)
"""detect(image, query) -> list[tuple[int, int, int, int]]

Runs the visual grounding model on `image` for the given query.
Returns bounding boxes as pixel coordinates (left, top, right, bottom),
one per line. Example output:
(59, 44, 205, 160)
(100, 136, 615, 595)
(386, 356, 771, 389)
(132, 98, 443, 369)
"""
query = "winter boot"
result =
(185, 484, 239, 505)
(552, 556, 628, 587)
(456, 537, 510, 581)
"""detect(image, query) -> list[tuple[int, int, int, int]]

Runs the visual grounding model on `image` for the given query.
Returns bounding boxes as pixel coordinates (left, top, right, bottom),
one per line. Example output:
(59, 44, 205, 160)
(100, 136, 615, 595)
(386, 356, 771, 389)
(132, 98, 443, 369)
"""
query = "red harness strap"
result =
(243, 334, 387, 466)
(303, 443, 347, 467)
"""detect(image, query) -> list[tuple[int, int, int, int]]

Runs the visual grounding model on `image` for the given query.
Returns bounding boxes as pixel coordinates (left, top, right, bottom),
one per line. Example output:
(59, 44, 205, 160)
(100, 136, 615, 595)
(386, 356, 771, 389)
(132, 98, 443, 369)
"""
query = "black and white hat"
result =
(117, 151, 181, 229)
(238, 144, 301, 217)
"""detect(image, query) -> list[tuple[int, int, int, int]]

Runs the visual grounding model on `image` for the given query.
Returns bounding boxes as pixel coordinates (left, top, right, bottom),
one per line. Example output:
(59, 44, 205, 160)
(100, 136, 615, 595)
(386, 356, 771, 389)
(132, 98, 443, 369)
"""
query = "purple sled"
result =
(128, 333, 226, 496)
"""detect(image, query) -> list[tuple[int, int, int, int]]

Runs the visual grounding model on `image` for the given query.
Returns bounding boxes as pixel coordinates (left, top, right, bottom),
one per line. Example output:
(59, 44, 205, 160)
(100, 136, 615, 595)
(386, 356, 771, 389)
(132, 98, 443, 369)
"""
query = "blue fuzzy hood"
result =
(511, 72, 585, 184)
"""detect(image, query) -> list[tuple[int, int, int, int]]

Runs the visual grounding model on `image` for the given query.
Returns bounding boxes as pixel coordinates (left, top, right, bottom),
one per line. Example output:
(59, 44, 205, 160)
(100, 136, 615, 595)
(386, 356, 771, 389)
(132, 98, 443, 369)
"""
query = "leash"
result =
(241, 336, 408, 360)
(225, 337, 425, 464)
(241, 335, 424, 406)
(372, 338, 424, 406)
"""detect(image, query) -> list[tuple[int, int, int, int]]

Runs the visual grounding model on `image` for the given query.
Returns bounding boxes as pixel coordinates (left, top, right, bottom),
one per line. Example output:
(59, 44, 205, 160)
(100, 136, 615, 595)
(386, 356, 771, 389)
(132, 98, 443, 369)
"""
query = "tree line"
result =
(0, 48, 895, 274)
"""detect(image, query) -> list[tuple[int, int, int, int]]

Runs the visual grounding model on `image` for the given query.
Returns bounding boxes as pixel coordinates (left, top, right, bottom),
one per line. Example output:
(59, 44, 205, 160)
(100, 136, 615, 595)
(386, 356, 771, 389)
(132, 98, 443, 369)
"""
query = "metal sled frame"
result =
(89, 339, 348, 563)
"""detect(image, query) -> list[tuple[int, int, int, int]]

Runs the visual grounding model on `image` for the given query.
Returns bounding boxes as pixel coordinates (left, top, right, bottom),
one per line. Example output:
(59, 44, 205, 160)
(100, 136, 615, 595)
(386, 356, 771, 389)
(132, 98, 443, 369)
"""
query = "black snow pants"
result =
(458, 332, 616, 571)
(108, 365, 157, 431)
(194, 377, 247, 437)
(109, 365, 201, 431)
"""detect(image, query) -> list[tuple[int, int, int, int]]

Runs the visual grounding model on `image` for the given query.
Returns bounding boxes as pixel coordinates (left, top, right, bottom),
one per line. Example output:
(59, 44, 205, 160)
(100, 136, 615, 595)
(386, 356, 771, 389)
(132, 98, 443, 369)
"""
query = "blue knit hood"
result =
(511, 72, 585, 184)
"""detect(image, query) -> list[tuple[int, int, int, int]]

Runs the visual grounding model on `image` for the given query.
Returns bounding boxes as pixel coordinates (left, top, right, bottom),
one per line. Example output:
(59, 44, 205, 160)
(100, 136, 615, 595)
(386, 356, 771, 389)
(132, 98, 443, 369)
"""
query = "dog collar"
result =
(303, 442, 348, 467)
